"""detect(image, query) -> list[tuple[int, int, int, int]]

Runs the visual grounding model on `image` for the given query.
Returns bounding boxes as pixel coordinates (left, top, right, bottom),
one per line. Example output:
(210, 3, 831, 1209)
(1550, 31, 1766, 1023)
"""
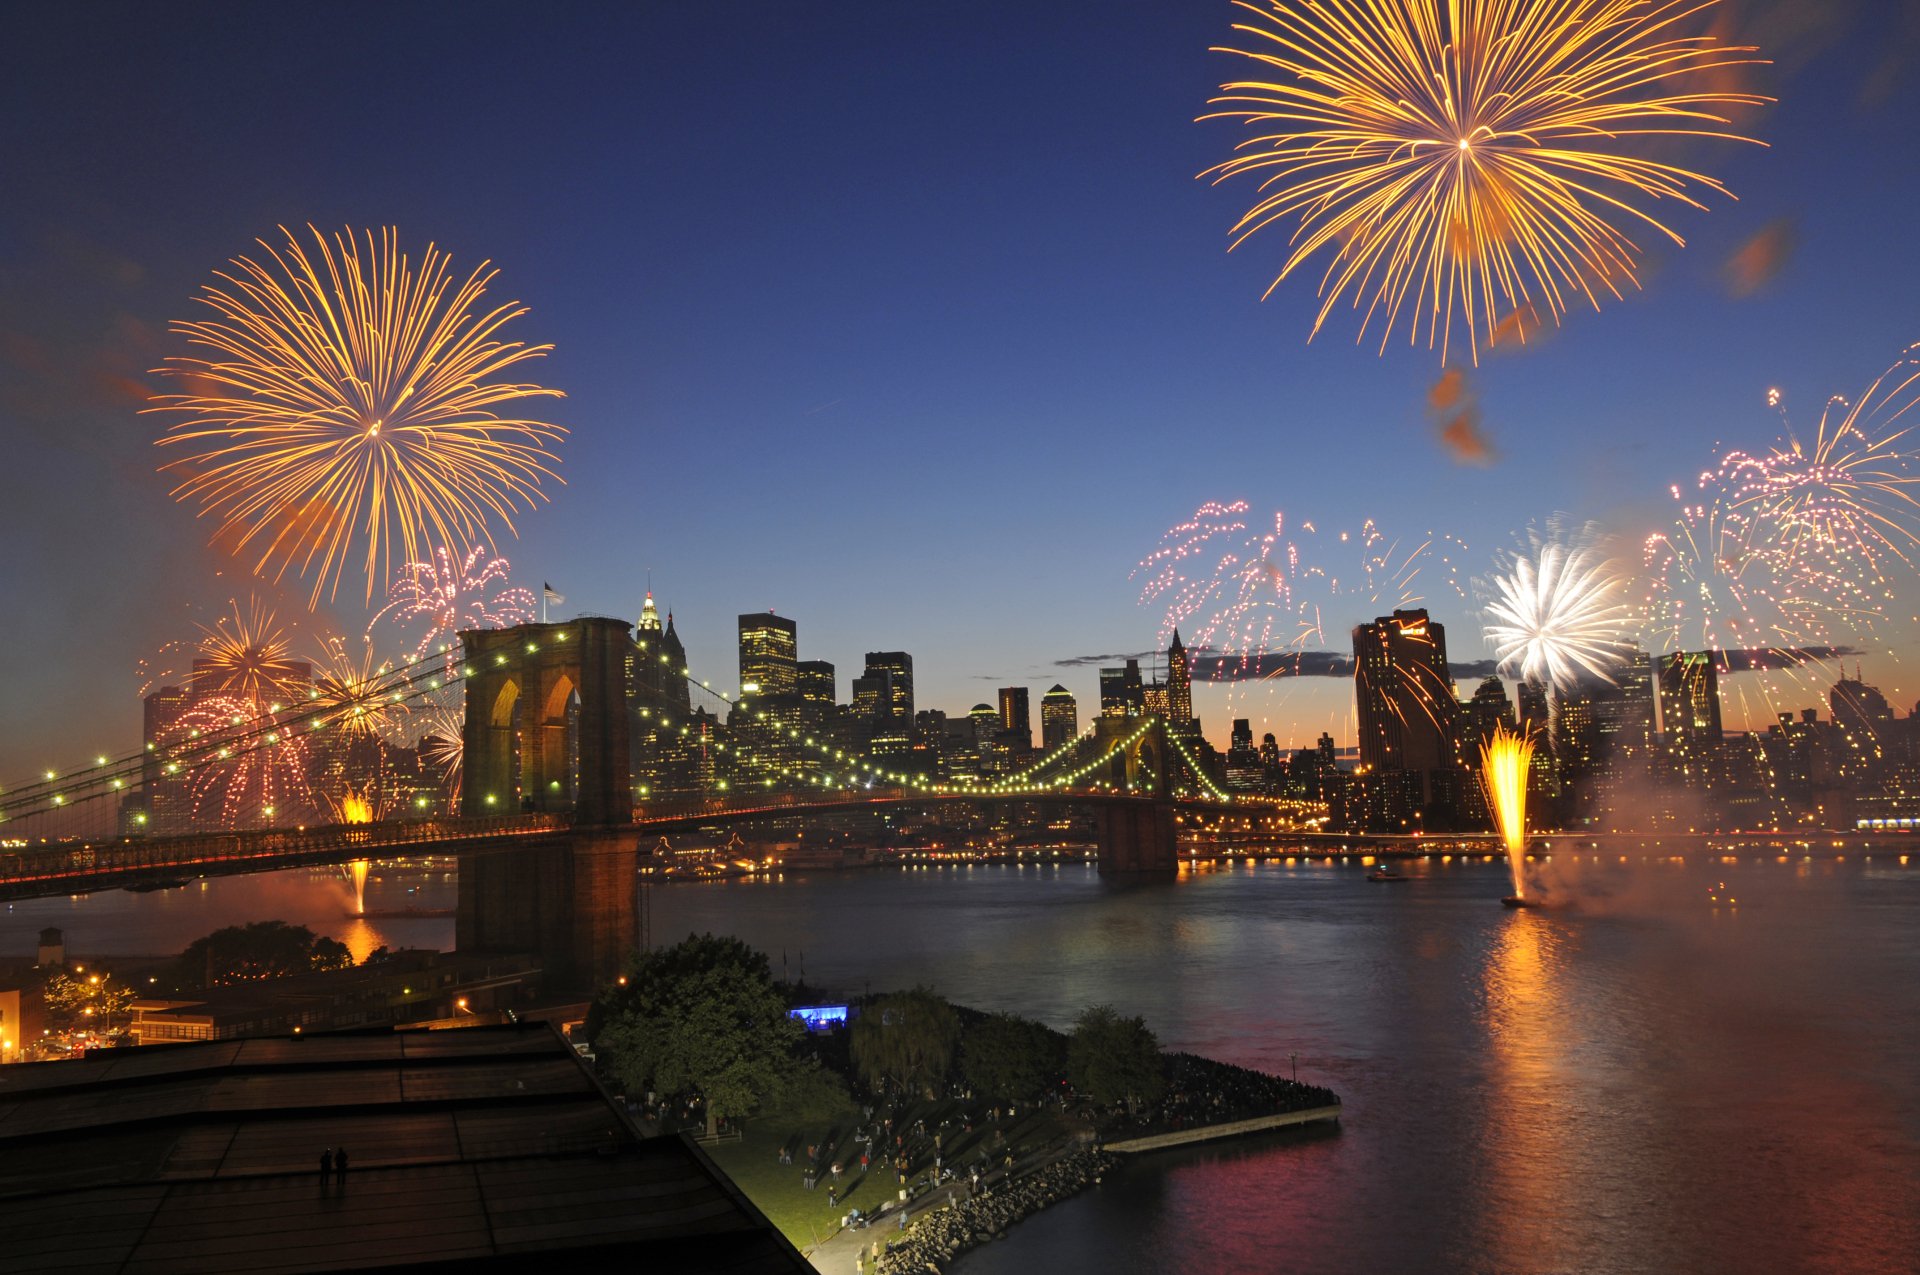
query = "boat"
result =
(1500, 895, 1532, 908)
(1367, 867, 1408, 882)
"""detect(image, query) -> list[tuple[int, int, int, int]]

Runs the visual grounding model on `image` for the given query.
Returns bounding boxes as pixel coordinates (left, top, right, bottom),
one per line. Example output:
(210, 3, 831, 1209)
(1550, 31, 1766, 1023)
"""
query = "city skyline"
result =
(7, 3, 1920, 776)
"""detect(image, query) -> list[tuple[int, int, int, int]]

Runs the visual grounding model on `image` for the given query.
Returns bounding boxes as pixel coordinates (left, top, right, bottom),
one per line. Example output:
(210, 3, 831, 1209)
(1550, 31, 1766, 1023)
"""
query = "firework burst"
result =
(1136, 501, 1466, 675)
(415, 698, 465, 810)
(1480, 520, 1637, 692)
(369, 545, 536, 660)
(1201, 0, 1769, 364)
(309, 633, 409, 743)
(141, 596, 309, 705)
(1729, 346, 1920, 579)
(150, 225, 566, 605)
(158, 694, 313, 828)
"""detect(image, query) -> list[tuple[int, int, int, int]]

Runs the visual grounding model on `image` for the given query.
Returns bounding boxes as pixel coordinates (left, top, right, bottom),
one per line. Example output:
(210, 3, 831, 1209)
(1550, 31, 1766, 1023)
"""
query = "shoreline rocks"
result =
(875, 1149, 1114, 1274)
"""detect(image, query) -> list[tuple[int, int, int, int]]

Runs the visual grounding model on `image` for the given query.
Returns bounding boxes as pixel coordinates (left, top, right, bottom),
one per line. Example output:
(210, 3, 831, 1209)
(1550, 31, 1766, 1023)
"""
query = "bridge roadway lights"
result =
(456, 826, 640, 991)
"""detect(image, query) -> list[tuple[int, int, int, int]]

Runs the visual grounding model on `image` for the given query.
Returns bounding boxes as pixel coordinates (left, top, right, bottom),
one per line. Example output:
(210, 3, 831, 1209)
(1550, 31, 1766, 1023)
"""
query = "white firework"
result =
(1482, 526, 1637, 692)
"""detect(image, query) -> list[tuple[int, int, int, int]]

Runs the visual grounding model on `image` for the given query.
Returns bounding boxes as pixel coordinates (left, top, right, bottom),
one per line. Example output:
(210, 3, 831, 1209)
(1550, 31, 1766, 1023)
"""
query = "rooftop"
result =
(0, 1023, 806, 1273)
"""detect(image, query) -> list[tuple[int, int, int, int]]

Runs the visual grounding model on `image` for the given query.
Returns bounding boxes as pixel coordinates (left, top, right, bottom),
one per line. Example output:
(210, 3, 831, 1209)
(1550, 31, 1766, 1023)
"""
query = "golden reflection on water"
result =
(339, 917, 385, 964)
(1480, 911, 1571, 1268)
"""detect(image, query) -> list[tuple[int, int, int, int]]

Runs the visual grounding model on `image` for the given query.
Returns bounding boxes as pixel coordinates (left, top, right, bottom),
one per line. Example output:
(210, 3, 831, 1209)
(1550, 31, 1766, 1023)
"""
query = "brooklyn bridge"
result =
(0, 617, 1297, 985)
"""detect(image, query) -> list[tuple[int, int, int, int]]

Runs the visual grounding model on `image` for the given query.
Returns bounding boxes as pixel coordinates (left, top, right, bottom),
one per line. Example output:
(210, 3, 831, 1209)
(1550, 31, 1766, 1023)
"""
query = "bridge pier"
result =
(1094, 801, 1178, 877)
(456, 827, 639, 990)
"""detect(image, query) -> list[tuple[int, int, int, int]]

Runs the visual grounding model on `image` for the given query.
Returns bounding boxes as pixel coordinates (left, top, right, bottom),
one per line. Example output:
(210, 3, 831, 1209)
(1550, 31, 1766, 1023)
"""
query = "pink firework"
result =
(157, 694, 314, 829)
(1135, 502, 1466, 672)
(370, 546, 536, 659)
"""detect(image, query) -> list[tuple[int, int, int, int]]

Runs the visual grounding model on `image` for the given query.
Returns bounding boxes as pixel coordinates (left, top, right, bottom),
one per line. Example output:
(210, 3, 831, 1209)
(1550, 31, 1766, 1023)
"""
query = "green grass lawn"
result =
(709, 1122, 895, 1252)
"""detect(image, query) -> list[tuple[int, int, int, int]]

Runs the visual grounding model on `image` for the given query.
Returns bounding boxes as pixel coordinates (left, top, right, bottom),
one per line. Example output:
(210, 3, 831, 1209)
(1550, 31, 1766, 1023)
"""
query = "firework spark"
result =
(416, 698, 465, 811)
(159, 694, 313, 829)
(1480, 521, 1637, 692)
(1137, 501, 1466, 673)
(150, 225, 566, 605)
(1201, 0, 1769, 364)
(140, 596, 309, 705)
(369, 545, 536, 659)
(1481, 723, 1535, 899)
(1730, 346, 1920, 577)
(309, 634, 409, 742)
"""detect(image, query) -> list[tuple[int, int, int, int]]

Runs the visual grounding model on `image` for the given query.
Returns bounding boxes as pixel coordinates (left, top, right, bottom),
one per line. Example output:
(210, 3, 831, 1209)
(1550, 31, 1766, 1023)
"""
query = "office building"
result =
(737, 612, 797, 697)
(1041, 684, 1078, 749)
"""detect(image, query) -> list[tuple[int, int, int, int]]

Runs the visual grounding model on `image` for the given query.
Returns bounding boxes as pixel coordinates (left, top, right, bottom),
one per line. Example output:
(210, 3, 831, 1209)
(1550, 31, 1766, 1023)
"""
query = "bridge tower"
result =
(457, 617, 640, 989)
(1090, 716, 1179, 876)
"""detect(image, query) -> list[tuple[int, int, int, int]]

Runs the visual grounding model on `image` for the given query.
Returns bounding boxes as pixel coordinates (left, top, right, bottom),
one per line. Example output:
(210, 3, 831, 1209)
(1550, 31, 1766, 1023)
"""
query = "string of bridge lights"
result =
(9, 624, 1226, 827)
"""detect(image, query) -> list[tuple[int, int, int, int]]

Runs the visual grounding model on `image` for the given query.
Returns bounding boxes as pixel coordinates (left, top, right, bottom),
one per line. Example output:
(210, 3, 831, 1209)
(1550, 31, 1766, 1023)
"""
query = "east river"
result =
(6, 850, 1918, 1274)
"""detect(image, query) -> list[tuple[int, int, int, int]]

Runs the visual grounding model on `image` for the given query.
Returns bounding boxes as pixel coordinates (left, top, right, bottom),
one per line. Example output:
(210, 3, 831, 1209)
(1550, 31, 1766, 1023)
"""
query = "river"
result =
(6, 850, 1917, 1273)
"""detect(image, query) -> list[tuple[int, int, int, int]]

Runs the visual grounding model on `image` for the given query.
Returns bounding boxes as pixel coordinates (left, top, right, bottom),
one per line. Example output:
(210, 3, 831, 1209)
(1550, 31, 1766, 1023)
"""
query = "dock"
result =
(1102, 1103, 1342, 1154)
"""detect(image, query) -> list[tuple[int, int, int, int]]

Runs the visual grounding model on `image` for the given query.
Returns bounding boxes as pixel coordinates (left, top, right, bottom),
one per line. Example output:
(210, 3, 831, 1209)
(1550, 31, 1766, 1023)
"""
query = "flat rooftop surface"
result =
(0, 1024, 806, 1273)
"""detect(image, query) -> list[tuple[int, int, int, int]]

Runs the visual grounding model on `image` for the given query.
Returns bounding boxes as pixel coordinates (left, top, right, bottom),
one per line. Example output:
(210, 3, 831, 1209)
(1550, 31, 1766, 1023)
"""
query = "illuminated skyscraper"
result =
(997, 687, 1031, 751)
(1099, 659, 1144, 717)
(737, 612, 797, 696)
(1041, 684, 1078, 749)
(797, 660, 836, 709)
(1166, 630, 1193, 730)
(859, 652, 914, 721)
(1657, 651, 1722, 786)
(1352, 610, 1458, 776)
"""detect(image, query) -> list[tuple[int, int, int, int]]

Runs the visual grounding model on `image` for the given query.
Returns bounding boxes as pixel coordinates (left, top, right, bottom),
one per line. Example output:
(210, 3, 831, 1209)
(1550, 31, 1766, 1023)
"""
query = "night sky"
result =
(6, 0, 1920, 777)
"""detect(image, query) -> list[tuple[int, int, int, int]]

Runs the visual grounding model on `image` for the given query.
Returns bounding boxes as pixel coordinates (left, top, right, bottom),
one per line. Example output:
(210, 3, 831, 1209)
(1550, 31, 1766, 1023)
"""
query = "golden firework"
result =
(191, 597, 307, 705)
(1480, 724, 1535, 898)
(1202, 0, 1769, 365)
(151, 225, 565, 604)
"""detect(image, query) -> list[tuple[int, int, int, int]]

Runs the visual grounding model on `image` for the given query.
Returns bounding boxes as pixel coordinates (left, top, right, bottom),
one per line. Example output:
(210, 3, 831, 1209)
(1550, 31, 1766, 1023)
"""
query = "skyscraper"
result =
(1166, 630, 1194, 732)
(997, 687, 1031, 751)
(1658, 651, 1723, 786)
(797, 660, 836, 708)
(1352, 609, 1459, 778)
(860, 652, 914, 721)
(737, 612, 797, 696)
(1099, 659, 1145, 717)
(1041, 684, 1078, 749)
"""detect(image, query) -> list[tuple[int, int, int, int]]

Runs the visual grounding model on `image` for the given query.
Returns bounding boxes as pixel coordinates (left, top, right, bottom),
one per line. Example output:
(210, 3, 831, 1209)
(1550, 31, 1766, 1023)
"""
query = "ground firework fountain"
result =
(1481, 725, 1536, 907)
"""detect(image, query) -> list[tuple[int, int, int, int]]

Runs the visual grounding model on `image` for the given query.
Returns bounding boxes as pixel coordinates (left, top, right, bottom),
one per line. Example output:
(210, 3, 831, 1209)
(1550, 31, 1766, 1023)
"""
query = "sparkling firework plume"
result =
(141, 596, 308, 705)
(1480, 520, 1637, 692)
(1201, 0, 1769, 364)
(158, 694, 313, 829)
(1136, 501, 1466, 674)
(369, 545, 536, 660)
(150, 225, 566, 606)
(416, 698, 465, 810)
(1728, 347, 1920, 579)
(310, 633, 409, 743)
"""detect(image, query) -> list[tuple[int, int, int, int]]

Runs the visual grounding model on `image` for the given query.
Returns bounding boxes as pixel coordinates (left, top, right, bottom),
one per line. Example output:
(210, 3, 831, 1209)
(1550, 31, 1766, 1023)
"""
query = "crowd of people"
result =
(1094, 1052, 1339, 1143)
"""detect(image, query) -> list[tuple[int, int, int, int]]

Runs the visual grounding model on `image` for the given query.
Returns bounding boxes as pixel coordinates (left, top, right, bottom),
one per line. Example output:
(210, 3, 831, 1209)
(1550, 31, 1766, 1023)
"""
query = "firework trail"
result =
(415, 698, 465, 811)
(1136, 501, 1467, 677)
(139, 596, 309, 705)
(309, 633, 410, 743)
(157, 694, 313, 828)
(150, 225, 566, 606)
(369, 545, 536, 660)
(1479, 519, 1637, 692)
(1729, 345, 1920, 582)
(1201, 0, 1769, 365)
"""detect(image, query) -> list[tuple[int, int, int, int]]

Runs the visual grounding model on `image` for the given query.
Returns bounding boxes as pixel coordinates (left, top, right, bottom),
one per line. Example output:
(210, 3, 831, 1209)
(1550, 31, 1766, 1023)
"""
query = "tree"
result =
(1068, 1004, 1165, 1110)
(593, 934, 804, 1138)
(961, 1012, 1061, 1104)
(169, 921, 354, 991)
(42, 971, 136, 1032)
(850, 987, 961, 1098)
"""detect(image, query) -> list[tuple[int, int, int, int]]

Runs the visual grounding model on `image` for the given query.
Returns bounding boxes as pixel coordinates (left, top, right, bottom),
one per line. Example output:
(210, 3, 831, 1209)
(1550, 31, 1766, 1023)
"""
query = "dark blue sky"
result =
(5, 1, 1920, 774)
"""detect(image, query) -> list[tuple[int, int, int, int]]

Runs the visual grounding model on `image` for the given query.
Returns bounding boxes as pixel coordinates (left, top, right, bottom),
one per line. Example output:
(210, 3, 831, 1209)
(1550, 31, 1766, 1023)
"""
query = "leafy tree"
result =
(1068, 1004, 1165, 1110)
(850, 987, 961, 1097)
(593, 933, 804, 1138)
(769, 1056, 860, 1126)
(169, 921, 354, 991)
(961, 1012, 1062, 1104)
(42, 971, 136, 1031)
